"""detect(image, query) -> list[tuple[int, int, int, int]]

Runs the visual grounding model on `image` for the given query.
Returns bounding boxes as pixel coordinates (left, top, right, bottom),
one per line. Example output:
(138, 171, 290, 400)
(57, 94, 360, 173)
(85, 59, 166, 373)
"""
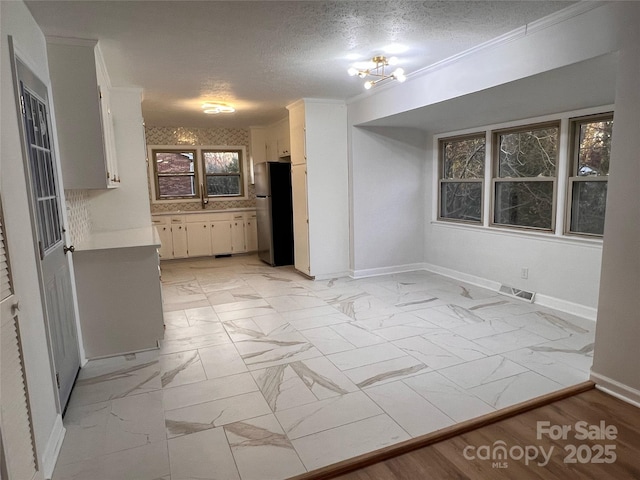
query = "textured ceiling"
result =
(25, 1, 575, 128)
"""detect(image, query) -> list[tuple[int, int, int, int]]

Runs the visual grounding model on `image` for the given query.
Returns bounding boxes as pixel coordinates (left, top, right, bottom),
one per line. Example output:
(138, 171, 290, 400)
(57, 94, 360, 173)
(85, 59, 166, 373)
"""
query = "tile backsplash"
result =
(145, 126, 256, 213)
(65, 189, 91, 244)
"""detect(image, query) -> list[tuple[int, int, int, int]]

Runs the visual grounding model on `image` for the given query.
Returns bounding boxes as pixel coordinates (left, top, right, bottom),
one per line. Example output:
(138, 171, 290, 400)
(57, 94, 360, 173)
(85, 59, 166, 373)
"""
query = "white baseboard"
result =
(350, 263, 427, 279)
(535, 293, 598, 322)
(422, 262, 502, 291)
(590, 371, 640, 408)
(41, 414, 65, 479)
(313, 270, 352, 281)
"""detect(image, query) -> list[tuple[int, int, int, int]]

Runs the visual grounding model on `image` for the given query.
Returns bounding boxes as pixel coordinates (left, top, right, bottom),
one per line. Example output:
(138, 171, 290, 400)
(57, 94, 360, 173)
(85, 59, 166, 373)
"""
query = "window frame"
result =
(437, 132, 486, 225)
(151, 148, 199, 200)
(565, 112, 613, 237)
(201, 148, 244, 198)
(491, 121, 560, 232)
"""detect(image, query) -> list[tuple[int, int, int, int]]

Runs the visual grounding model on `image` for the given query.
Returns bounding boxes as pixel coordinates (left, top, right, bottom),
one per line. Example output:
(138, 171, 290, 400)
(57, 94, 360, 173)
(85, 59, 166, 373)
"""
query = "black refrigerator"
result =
(254, 162, 294, 266)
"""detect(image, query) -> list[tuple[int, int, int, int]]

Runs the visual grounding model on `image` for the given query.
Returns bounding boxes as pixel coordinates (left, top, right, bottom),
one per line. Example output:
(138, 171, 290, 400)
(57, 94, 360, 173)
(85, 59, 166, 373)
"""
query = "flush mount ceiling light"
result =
(201, 102, 235, 114)
(347, 55, 406, 90)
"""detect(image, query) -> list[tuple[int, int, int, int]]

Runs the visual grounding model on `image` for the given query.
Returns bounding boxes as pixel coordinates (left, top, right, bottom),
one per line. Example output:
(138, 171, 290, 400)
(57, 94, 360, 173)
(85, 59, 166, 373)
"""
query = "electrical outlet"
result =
(521, 267, 529, 280)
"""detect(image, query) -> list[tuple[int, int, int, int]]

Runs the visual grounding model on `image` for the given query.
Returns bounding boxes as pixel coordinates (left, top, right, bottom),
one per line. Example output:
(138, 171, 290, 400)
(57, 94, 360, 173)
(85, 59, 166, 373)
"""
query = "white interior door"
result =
(13, 53, 80, 411)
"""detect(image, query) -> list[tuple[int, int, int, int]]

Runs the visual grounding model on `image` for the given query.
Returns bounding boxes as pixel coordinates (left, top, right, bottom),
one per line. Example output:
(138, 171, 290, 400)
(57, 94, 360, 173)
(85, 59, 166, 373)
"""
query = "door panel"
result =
(14, 55, 80, 410)
(0, 197, 37, 480)
(291, 164, 310, 275)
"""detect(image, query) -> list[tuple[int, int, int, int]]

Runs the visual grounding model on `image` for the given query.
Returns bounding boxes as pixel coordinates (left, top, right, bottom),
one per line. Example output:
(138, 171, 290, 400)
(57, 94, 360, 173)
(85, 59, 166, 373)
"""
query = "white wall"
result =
(87, 88, 152, 231)
(591, 16, 640, 403)
(1, 2, 64, 478)
(350, 126, 426, 275)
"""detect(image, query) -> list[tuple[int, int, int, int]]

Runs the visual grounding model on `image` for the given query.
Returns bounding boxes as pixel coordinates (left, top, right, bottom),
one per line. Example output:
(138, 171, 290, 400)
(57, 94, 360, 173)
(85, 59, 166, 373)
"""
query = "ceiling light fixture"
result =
(347, 55, 406, 90)
(201, 102, 235, 114)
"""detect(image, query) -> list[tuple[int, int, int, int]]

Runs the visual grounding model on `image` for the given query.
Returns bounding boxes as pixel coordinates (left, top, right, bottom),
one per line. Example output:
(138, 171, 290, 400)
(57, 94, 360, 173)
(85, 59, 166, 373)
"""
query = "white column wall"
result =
(591, 17, 640, 402)
(350, 126, 426, 275)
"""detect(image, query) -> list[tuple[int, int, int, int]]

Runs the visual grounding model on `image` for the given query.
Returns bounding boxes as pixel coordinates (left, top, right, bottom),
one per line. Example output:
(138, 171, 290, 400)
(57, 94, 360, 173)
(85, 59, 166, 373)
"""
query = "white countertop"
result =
(75, 226, 161, 251)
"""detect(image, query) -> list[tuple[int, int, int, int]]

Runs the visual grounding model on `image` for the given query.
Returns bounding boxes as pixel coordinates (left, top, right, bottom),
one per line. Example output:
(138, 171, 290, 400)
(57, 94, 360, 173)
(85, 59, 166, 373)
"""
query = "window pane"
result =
(498, 127, 558, 178)
(494, 181, 554, 229)
(440, 182, 482, 222)
(158, 175, 196, 197)
(577, 119, 613, 176)
(207, 175, 241, 196)
(570, 181, 607, 235)
(155, 151, 195, 174)
(442, 137, 485, 179)
(204, 151, 240, 174)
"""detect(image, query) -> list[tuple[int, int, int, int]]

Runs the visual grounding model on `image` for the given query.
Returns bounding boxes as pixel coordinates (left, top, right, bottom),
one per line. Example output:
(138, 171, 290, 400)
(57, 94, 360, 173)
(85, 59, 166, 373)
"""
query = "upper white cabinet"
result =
(263, 117, 290, 160)
(46, 37, 119, 189)
(287, 99, 349, 278)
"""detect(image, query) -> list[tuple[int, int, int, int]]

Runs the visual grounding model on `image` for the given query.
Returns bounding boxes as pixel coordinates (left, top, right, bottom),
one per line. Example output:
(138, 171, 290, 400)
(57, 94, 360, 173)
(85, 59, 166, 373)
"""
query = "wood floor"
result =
(292, 384, 640, 480)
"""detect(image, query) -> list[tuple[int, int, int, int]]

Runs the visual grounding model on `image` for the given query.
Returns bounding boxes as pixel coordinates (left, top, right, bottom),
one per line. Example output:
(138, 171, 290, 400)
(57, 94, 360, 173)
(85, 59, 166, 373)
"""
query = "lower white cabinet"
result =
(171, 218, 188, 258)
(246, 213, 258, 252)
(152, 217, 173, 259)
(231, 215, 246, 253)
(211, 220, 232, 255)
(153, 211, 257, 259)
(186, 221, 212, 257)
(73, 228, 164, 358)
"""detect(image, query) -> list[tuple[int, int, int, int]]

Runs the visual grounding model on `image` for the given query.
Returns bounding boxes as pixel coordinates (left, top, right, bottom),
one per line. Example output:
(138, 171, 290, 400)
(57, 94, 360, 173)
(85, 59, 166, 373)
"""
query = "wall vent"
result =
(499, 285, 535, 303)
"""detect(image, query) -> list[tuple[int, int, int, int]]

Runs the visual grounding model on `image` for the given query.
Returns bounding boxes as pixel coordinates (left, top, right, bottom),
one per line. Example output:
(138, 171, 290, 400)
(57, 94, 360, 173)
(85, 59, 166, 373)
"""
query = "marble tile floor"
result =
(52, 255, 595, 479)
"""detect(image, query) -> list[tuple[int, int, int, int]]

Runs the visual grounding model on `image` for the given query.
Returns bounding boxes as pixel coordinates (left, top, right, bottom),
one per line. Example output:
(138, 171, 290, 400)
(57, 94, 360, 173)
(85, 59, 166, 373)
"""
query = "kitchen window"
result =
(152, 149, 198, 199)
(202, 149, 243, 197)
(492, 123, 559, 231)
(149, 145, 247, 202)
(438, 134, 485, 224)
(566, 114, 613, 236)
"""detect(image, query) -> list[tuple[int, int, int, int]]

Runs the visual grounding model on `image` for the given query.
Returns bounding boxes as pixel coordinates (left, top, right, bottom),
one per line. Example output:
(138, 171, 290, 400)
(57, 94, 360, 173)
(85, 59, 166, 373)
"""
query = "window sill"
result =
(430, 220, 603, 248)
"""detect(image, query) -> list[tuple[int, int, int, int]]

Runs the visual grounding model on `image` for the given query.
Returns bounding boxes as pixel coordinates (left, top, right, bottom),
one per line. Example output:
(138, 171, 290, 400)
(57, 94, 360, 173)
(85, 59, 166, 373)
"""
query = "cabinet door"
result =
(245, 213, 258, 252)
(186, 222, 212, 257)
(291, 164, 311, 275)
(157, 225, 173, 259)
(231, 217, 246, 253)
(211, 221, 232, 255)
(171, 224, 188, 258)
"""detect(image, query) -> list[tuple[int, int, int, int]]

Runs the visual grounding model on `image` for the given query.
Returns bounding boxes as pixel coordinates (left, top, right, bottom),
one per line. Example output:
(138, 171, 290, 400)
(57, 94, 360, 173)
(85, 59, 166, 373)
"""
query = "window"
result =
(202, 149, 243, 197)
(567, 114, 613, 236)
(150, 146, 247, 202)
(493, 123, 559, 230)
(152, 149, 198, 199)
(438, 134, 485, 223)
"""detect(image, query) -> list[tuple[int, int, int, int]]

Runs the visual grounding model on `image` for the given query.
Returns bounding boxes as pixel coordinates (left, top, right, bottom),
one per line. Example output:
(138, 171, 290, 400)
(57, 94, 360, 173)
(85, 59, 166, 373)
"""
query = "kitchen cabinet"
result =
(264, 117, 290, 160)
(186, 221, 212, 257)
(152, 210, 257, 259)
(73, 228, 164, 358)
(46, 37, 119, 189)
(171, 217, 188, 258)
(152, 217, 173, 259)
(211, 221, 232, 255)
(287, 99, 349, 278)
(245, 212, 258, 252)
(231, 215, 246, 253)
